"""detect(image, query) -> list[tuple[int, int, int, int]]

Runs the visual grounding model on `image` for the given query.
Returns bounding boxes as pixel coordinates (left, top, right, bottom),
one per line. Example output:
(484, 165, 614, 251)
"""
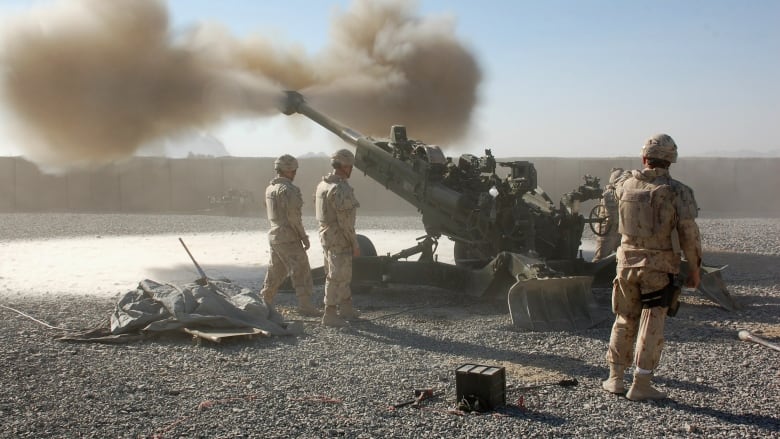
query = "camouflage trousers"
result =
(606, 267, 669, 371)
(322, 248, 352, 306)
(260, 241, 313, 303)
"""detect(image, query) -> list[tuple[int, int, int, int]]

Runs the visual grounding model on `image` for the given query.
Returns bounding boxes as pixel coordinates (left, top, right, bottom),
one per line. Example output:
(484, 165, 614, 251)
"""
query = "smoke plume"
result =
(0, 0, 481, 168)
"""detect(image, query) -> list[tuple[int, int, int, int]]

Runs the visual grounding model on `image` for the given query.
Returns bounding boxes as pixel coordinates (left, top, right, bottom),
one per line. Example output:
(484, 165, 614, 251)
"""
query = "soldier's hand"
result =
(301, 236, 310, 251)
(686, 267, 701, 289)
(353, 245, 360, 257)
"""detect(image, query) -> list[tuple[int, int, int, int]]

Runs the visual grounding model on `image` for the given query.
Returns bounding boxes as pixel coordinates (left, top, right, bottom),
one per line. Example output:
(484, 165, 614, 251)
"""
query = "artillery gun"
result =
(278, 91, 732, 329)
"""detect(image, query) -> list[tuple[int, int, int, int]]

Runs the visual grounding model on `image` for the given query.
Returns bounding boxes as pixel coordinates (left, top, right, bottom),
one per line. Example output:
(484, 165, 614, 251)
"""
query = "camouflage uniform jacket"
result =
(616, 168, 701, 273)
(265, 177, 307, 244)
(602, 170, 632, 221)
(315, 173, 360, 251)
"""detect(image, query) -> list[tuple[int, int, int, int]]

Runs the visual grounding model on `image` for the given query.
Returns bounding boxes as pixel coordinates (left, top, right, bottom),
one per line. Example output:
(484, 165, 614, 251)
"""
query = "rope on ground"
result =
(0, 303, 75, 331)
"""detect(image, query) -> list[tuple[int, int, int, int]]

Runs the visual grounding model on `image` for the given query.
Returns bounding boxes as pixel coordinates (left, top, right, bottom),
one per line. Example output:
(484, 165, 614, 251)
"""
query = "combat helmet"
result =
(641, 134, 678, 163)
(331, 149, 355, 167)
(274, 154, 299, 172)
(608, 168, 625, 185)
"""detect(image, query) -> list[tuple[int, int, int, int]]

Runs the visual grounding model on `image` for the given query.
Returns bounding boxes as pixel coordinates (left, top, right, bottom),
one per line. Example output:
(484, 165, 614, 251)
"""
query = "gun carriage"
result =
(278, 91, 734, 330)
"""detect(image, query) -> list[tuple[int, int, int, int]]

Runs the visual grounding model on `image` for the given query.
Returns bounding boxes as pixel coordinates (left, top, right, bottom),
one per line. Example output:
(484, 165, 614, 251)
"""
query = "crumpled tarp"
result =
(60, 279, 300, 343)
(111, 279, 296, 335)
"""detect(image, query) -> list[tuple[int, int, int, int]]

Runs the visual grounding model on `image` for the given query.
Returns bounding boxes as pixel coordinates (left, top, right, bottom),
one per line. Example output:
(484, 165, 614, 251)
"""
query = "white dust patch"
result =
(0, 229, 456, 297)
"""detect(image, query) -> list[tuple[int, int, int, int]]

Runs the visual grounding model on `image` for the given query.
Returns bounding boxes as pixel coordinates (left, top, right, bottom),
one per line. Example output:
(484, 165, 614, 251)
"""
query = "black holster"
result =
(639, 274, 682, 316)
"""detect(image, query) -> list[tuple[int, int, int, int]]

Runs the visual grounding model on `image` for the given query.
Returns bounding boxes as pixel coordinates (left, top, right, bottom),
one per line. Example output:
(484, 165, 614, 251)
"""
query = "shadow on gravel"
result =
(668, 401, 780, 433)
(664, 319, 750, 343)
(653, 376, 718, 393)
(703, 252, 780, 283)
(148, 264, 266, 285)
(349, 320, 605, 379)
(494, 406, 568, 426)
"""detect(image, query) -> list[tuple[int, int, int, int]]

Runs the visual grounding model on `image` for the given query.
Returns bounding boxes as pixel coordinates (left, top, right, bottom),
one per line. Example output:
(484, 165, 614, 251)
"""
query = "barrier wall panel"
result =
(170, 159, 223, 212)
(0, 158, 15, 211)
(66, 172, 95, 211)
(550, 159, 581, 203)
(14, 159, 69, 211)
(89, 165, 122, 211)
(521, 157, 558, 198)
(295, 158, 329, 215)
(67, 165, 121, 212)
(117, 158, 171, 212)
(734, 158, 780, 215)
(672, 158, 726, 214)
(577, 158, 635, 187)
(0, 156, 777, 216)
(221, 158, 269, 199)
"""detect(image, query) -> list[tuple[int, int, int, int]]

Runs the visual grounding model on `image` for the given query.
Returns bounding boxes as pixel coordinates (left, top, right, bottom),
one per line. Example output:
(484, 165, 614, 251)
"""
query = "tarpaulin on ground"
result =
(60, 279, 300, 343)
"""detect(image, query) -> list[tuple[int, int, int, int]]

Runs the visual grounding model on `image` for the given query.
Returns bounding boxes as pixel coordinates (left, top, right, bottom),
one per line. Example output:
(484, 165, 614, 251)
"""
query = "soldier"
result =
(592, 167, 631, 262)
(259, 154, 321, 317)
(315, 149, 361, 327)
(602, 134, 702, 401)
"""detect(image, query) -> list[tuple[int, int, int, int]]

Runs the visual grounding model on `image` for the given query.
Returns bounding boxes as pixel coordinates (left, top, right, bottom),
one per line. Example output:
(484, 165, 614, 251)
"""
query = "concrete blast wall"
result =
(0, 156, 777, 217)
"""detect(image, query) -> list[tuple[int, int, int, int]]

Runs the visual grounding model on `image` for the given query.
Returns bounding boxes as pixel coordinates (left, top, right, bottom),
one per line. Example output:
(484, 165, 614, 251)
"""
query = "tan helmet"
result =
(274, 154, 298, 172)
(641, 134, 678, 163)
(608, 168, 625, 185)
(331, 148, 355, 167)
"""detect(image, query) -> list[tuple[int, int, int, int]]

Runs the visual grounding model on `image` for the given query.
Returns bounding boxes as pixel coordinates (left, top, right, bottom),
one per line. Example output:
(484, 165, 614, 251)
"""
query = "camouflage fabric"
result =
(265, 177, 307, 245)
(607, 166, 702, 373)
(641, 133, 678, 163)
(315, 173, 360, 306)
(592, 169, 631, 262)
(260, 241, 313, 303)
(322, 251, 353, 306)
(315, 174, 360, 252)
(331, 148, 355, 167)
(616, 168, 701, 273)
(260, 177, 312, 303)
(607, 267, 669, 370)
(274, 154, 299, 172)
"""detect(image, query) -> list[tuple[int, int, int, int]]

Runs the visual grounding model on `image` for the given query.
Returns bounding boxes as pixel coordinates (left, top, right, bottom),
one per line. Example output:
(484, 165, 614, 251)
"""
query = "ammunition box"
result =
(455, 364, 506, 410)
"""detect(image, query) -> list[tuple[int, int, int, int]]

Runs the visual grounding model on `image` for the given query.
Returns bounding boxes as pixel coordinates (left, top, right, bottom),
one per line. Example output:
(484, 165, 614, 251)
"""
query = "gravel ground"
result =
(1, 214, 778, 438)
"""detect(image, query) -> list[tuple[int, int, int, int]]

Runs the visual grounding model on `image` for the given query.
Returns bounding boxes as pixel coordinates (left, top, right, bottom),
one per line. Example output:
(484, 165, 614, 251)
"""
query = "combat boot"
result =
(297, 298, 322, 317)
(261, 289, 275, 306)
(321, 305, 347, 327)
(601, 363, 627, 394)
(338, 299, 361, 320)
(626, 372, 667, 401)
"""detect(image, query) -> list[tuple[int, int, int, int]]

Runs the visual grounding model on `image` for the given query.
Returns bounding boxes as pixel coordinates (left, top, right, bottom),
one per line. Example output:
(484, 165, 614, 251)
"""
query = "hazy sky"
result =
(0, 0, 778, 160)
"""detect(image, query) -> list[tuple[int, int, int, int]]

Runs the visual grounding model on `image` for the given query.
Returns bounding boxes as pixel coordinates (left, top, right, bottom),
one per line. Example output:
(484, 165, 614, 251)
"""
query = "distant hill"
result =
(298, 151, 329, 158)
(705, 148, 780, 157)
(135, 132, 230, 158)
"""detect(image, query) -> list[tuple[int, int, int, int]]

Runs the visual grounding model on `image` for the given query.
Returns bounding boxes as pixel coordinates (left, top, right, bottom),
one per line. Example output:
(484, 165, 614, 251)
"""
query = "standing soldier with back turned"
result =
(602, 134, 702, 401)
(260, 154, 321, 317)
(315, 149, 361, 327)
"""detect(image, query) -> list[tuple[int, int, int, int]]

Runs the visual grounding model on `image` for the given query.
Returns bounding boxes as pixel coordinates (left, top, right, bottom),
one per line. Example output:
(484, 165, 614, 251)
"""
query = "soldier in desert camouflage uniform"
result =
(602, 134, 702, 401)
(259, 155, 321, 317)
(315, 149, 361, 327)
(592, 167, 631, 262)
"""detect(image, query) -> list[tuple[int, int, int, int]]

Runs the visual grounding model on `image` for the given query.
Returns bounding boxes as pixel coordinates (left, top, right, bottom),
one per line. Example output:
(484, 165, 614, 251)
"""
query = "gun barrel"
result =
(279, 91, 363, 146)
(278, 91, 462, 215)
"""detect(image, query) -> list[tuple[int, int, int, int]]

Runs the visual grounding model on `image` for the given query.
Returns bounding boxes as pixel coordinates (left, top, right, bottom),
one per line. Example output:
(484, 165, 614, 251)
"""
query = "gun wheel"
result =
(356, 234, 377, 257)
(588, 204, 612, 237)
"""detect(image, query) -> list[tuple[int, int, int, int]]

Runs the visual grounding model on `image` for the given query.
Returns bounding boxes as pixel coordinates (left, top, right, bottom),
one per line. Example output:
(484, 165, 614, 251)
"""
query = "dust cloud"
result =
(0, 0, 481, 169)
